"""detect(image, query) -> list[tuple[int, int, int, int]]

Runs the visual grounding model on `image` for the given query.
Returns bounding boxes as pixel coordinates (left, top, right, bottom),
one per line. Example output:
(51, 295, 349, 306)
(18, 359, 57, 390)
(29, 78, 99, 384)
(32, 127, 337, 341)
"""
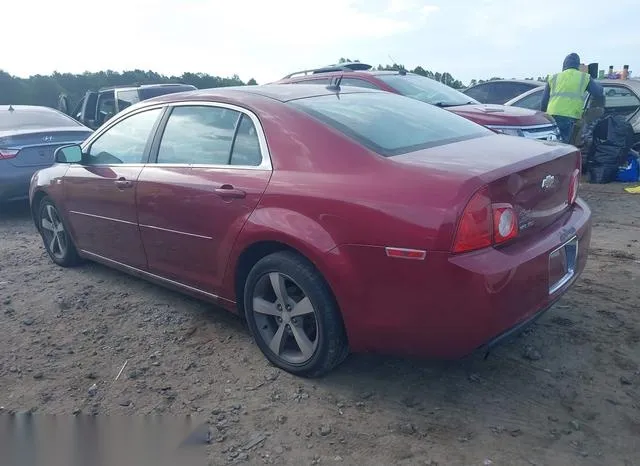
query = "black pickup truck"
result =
(58, 83, 197, 130)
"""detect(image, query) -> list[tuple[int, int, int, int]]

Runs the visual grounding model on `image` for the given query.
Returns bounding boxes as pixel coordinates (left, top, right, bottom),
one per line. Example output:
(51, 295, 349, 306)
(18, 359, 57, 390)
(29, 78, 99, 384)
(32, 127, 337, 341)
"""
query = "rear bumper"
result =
(0, 164, 41, 202)
(327, 198, 592, 359)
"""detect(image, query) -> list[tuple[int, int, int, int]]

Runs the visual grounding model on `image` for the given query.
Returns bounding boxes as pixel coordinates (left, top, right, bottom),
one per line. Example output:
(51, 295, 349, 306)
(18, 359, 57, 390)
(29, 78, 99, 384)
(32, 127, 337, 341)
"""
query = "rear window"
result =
(0, 108, 81, 130)
(289, 92, 492, 156)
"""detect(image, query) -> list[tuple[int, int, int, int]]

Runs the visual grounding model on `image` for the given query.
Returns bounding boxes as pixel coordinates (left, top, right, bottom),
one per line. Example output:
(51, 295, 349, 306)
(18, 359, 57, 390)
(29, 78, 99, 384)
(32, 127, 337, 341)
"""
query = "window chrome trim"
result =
(487, 123, 555, 131)
(69, 210, 137, 226)
(79, 100, 273, 171)
(139, 223, 213, 240)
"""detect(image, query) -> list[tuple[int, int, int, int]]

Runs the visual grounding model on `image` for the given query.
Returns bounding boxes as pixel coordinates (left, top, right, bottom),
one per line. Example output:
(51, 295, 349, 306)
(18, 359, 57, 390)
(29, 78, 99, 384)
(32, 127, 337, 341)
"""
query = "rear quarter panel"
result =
(219, 97, 475, 302)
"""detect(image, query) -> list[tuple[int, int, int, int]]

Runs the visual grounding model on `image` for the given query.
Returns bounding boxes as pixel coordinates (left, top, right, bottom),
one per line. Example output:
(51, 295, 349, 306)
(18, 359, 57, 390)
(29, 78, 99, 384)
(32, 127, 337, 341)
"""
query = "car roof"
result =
(98, 83, 196, 92)
(468, 79, 545, 88)
(142, 83, 382, 105)
(597, 78, 640, 90)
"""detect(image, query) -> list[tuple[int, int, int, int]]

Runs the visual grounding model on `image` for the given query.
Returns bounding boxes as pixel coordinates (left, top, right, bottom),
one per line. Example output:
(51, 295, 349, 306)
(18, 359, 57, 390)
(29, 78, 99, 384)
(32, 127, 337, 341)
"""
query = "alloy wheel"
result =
(40, 204, 68, 260)
(252, 272, 319, 365)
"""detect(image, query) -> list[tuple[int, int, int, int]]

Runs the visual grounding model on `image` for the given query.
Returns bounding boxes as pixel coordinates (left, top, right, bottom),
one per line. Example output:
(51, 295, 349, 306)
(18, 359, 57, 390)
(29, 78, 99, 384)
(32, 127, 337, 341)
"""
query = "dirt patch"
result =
(1, 182, 639, 465)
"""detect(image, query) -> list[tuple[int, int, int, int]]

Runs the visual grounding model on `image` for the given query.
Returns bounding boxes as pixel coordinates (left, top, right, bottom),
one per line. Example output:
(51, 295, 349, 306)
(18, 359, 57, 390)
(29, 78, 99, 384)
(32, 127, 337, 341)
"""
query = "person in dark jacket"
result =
(541, 53, 604, 143)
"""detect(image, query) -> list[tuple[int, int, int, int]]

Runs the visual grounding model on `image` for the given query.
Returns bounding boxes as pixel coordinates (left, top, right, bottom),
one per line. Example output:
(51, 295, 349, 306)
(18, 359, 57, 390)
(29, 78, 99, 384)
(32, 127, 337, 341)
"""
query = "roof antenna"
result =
(326, 74, 343, 94)
(8, 105, 14, 112)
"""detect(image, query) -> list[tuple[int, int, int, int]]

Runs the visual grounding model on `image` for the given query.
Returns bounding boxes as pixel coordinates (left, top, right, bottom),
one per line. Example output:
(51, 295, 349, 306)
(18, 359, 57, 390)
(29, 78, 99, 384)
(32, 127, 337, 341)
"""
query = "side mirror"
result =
(54, 144, 83, 164)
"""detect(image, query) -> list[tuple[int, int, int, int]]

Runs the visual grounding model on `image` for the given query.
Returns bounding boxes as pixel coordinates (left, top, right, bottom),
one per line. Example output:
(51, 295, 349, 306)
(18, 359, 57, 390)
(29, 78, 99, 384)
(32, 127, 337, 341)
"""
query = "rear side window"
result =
(116, 89, 140, 112)
(512, 89, 543, 110)
(157, 106, 240, 165)
(289, 92, 492, 156)
(341, 78, 379, 89)
(155, 105, 263, 166)
(292, 78, 330, 85)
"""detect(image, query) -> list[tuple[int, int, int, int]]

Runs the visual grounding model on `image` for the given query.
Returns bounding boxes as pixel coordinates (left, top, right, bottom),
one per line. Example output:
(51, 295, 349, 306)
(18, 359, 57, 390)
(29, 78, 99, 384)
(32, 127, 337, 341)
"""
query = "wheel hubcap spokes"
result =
(41, 205, 67, 259)
(253, 272, 319, 364)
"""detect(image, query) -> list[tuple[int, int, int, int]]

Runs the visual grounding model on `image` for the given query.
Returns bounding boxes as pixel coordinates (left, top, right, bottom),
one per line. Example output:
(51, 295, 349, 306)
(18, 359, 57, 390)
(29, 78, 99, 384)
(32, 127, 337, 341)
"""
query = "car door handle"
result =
(114, 178, 133, 189)
(214, 185, 246, 199)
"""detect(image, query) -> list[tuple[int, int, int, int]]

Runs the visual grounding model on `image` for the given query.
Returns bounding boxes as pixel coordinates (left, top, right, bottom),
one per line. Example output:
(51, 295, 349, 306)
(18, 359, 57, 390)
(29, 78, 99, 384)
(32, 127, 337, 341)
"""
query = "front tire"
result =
(243, 251, 348, 377)
(38, 196, 80, 267)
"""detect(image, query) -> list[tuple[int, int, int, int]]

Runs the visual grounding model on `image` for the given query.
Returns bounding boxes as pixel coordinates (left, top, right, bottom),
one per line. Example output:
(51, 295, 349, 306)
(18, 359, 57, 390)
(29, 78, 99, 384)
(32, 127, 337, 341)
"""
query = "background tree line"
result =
(0, 59, 546, 109)
(0, 69, 257, 109)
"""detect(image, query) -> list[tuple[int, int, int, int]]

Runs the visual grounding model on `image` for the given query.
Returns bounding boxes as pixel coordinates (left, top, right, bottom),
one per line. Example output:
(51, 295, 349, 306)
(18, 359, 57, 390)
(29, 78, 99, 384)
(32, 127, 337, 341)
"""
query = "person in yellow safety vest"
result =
(541, 53, 604, 144)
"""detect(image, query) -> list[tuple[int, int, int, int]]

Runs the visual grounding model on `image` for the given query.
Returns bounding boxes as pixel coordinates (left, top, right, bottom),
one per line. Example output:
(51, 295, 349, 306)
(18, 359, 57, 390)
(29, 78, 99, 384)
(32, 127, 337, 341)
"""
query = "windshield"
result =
(0, 107, 81, 131)
(289, 91, 491, 157)
(377, 73, 479, 107)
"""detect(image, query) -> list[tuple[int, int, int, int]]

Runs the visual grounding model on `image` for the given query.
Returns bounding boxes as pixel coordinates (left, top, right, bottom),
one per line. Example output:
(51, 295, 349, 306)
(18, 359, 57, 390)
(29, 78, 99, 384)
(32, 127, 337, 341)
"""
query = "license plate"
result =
(548, 236, 578, 295)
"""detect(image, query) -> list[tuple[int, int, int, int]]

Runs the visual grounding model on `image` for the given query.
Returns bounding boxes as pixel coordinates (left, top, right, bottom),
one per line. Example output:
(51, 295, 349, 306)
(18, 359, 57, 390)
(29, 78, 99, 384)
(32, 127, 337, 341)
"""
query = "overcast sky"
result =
(4, 0, 638, 85)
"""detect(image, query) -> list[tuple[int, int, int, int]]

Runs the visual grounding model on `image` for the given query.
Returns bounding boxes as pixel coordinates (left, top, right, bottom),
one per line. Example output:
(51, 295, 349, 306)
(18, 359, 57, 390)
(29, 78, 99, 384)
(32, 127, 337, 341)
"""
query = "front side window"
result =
(87, 108, 162, 164)
(603, 85, 640, 109)
(156, 106, 251, 165)
(290, 91, 491, 156)
(377, 73, 478, 107)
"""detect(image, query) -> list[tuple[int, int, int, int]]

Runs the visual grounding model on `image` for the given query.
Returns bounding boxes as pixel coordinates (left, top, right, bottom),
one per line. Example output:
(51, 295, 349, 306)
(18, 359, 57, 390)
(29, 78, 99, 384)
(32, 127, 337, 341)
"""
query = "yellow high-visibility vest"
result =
(547, 69, 589, 119)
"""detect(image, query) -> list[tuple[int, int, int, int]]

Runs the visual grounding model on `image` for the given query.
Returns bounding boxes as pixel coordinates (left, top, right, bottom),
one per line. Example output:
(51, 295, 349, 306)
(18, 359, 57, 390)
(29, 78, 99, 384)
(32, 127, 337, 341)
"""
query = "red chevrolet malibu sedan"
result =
(29, 83, 592, 377)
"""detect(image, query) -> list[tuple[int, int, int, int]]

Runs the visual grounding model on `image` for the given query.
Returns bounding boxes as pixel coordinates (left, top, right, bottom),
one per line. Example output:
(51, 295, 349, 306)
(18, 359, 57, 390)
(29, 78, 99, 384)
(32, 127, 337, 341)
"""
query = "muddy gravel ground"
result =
(1, 183, 639, 466)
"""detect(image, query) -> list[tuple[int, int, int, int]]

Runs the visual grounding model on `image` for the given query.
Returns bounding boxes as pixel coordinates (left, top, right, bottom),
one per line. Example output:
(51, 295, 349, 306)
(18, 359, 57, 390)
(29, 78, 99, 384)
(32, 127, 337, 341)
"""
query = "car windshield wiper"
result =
(433, 101, 471, 107)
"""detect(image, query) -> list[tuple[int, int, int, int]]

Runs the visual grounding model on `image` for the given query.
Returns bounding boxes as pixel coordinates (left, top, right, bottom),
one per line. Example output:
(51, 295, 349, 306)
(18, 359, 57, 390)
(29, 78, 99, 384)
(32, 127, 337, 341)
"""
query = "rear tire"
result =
(37, 196, 80, 267)
(243, 251, 348, 377)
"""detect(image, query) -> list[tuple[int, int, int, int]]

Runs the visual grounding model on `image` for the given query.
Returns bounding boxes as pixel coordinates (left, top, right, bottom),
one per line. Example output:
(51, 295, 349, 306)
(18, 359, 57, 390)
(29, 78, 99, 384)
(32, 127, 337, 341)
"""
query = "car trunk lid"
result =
(0, 127, 92, 167)
(448, 104, 553, 127)
(391, 134, 580, 239)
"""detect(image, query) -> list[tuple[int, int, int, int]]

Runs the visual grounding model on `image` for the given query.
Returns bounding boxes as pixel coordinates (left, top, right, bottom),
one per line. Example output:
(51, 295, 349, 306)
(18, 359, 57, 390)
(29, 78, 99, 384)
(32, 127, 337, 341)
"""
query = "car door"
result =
(136, 103, 272, 294)
(63, 106, 165, 269)
(600, 84, 640, 120)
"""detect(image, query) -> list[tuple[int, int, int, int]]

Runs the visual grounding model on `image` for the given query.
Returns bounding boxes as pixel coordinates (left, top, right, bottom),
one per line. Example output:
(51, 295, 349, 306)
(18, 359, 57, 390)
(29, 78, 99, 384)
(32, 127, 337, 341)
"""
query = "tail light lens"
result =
(452, 187, 519, 253)
(568, 153, 581, 205)
(492, 204, 518, 244)
(452, 187, 492, 253)
(0, 148, 19, 160)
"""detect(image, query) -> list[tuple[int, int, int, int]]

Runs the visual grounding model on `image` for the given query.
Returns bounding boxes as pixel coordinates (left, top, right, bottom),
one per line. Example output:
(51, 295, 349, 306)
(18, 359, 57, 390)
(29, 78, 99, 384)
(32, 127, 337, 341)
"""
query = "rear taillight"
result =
(452, 186, 519, 254)
(0, 148, 19, 160)
(492, 203, 518, 244)
(452, 187, 493, 253)
(568, 153, 581, 205)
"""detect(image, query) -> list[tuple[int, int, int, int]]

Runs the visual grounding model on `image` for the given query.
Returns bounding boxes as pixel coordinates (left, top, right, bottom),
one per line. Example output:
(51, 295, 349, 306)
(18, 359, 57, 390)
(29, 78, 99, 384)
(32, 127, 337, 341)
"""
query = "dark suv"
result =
(276, 63, 560, 141)
(59, 83, 197, 130)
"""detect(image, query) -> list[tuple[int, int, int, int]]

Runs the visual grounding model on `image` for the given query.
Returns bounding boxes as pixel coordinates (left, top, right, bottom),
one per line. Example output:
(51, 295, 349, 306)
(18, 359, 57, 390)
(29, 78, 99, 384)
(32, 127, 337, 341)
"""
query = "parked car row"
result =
(464, 78, 640, 147)
(0, 105, 93, 205)
(274, 63, 562, 141)
(28, 75, 592, 376)
(0, 84, 198, 207)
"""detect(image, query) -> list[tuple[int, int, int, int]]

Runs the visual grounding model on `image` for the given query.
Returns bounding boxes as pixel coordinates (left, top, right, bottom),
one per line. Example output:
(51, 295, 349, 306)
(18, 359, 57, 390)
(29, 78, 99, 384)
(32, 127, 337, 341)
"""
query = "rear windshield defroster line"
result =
(288, 92, 492, 157)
